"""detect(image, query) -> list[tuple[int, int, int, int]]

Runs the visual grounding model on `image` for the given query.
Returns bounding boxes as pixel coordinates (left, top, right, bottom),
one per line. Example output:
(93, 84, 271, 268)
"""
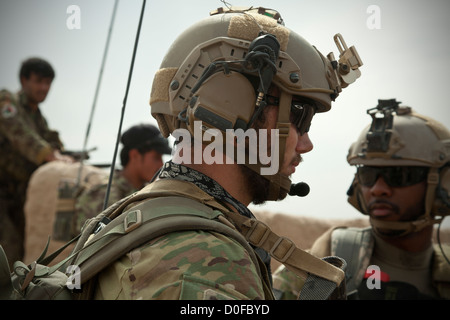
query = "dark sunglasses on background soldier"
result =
(357, 166, 429, 188)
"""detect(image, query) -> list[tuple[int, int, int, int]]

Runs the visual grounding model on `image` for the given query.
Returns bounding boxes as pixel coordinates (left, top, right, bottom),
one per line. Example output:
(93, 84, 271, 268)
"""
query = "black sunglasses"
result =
(357, 166, 429, 188)
(265, 94, 315, 135)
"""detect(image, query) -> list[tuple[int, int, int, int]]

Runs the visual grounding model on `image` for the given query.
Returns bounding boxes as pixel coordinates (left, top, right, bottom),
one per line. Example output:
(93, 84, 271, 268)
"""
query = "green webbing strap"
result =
(331, 227, 373, 296)
(37, 235, 81, 266)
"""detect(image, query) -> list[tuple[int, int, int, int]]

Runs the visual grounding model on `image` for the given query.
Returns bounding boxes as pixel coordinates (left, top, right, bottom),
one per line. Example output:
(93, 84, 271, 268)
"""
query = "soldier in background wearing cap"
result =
(73, 123, 171, 234)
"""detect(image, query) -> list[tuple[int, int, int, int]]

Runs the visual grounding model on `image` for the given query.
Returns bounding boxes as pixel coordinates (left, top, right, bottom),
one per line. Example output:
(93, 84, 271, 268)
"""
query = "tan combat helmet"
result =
(347, 99, 450, 235)
(150, 6, 363, 200)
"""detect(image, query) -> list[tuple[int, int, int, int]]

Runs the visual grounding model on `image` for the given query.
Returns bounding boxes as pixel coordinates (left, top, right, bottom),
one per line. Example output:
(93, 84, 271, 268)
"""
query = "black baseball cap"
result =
(121, 124, 172, 155)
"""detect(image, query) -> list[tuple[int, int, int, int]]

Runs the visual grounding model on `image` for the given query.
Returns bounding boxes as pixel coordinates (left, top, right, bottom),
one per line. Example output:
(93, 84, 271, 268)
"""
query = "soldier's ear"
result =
(128, 148, 141, 162)
(19, 76, 26, 87)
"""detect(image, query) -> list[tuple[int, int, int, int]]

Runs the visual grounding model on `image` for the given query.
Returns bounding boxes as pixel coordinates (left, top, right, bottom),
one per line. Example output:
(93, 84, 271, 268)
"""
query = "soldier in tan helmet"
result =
(84, 6, 362, 300)
(273, 99, 450, 300)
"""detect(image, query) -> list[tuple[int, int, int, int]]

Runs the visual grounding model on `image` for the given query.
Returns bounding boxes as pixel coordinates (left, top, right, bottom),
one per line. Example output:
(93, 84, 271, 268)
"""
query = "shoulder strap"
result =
(331, 226, 374, 296)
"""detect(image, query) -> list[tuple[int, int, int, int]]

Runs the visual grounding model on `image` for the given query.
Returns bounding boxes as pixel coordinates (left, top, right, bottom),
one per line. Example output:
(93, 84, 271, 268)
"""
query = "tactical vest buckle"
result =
(270, 237, 295, 263)
(245, 220, 271, 247)
(123, 210, 142, 233)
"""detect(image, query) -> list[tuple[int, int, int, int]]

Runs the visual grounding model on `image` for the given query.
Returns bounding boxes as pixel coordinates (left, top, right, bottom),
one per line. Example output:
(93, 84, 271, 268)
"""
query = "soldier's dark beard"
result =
(240, 164, 288, 205)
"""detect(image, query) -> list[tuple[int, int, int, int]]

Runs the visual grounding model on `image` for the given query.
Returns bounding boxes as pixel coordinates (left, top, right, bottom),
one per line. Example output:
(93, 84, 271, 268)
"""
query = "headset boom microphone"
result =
(289, 182, 310, 197)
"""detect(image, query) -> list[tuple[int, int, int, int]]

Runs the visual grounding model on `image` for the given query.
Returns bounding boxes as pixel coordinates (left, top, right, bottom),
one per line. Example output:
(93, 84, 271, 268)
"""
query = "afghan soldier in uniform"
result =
(273, 99, 450, 300)
(0, 57, 73, 267)
(73, 123, 171, 234)
(85, 6, 362, 300)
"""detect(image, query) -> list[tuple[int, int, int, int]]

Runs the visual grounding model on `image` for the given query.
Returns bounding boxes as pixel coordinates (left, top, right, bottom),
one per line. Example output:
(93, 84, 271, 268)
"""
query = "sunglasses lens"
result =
(264, 94, 316, 135)
(290, 103, 315, 135)
(357, 167, 378, 186)
(357, 166, 428, 187)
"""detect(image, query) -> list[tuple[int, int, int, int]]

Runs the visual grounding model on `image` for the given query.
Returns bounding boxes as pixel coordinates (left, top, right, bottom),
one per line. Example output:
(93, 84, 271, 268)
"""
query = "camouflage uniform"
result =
(93, 161, 272, 300)
(0, 89, 63, 266)
(95, 230, 266, 299)
(272, 264, 305, 300)
(73, 170, 137, 234)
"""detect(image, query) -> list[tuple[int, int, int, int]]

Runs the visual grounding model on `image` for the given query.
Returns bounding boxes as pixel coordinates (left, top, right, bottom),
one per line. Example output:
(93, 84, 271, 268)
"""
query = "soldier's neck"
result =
(377, 225, 433, 253)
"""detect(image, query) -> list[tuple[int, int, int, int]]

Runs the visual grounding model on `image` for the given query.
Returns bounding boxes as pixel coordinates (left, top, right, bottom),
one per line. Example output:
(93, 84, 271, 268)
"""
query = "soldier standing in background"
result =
(0, 57, 73, 267)
(73, 123, 171, 234)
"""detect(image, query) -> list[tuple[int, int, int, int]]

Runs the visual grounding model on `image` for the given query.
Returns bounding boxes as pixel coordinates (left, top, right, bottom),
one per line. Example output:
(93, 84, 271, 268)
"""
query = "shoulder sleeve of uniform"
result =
(95, 230, 265, 300)
(0, 89, 53, 165)
(0, 89, 17, 115)
(309, 226, 336, 258)
(0, 89, 14, 102)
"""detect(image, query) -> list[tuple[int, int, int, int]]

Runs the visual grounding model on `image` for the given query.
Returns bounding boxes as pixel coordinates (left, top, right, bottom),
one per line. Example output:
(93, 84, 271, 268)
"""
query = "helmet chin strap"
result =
(243, 91, 292, 201)
(370, 168, 442, 237)
(370, 216, 442, 238)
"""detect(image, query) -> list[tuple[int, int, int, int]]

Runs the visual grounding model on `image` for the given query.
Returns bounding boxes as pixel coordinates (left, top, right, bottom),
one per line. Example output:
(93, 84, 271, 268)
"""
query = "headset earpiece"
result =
(186, 71, 256, 135)
(347, 174, 368, 214)
(184, 32, 281, 135)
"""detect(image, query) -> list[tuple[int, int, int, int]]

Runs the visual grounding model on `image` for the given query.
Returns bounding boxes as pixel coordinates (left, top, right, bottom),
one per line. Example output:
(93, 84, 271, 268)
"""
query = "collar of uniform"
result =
(158, 160, 254, 219)
(373, 233, 434, 270)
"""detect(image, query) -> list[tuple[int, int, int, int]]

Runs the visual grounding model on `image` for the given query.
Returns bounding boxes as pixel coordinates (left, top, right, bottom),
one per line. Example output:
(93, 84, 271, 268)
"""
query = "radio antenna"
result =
(103, 0, 147, 210)
(76, 0, 119, 186)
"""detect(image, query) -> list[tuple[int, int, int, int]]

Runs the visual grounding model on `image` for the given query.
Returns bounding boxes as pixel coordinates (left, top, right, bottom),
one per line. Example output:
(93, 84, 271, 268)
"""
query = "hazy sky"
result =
(1, 0, 449, 227)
